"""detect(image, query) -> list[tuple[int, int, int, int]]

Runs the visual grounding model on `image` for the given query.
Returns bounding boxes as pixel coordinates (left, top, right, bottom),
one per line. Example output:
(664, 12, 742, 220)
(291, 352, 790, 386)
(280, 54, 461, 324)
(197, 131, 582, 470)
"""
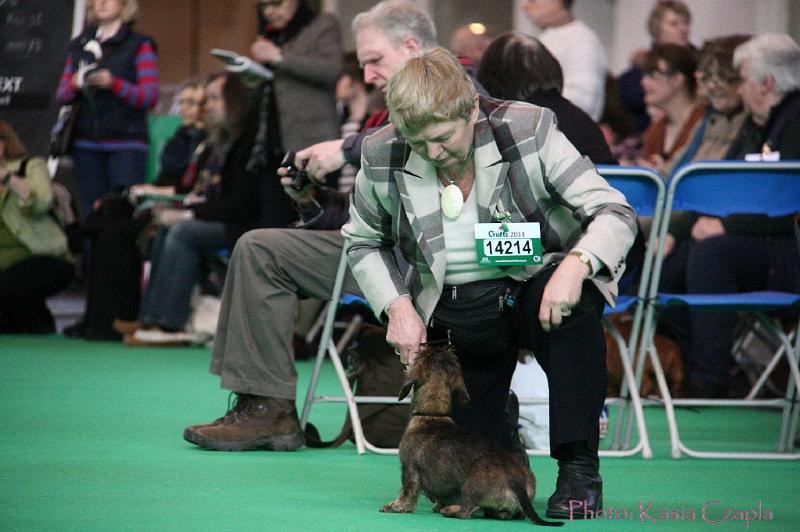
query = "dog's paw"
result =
(380, 501, 414, 513)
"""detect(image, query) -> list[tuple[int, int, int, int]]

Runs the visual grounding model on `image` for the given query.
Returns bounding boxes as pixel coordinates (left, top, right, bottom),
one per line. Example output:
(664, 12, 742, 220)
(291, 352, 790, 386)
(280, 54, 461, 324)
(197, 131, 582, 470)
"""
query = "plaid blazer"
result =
(342, 96, 637, 324)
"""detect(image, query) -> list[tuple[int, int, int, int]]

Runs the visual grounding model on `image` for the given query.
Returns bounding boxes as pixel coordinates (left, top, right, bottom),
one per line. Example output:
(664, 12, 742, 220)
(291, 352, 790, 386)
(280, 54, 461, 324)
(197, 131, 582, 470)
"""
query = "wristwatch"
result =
(569, 250, 593, 275)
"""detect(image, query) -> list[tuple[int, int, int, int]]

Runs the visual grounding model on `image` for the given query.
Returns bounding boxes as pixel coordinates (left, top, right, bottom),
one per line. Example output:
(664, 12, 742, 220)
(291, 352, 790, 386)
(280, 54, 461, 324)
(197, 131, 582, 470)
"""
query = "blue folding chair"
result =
(640, 161, 800, 459)
(518, 166, 662, 459)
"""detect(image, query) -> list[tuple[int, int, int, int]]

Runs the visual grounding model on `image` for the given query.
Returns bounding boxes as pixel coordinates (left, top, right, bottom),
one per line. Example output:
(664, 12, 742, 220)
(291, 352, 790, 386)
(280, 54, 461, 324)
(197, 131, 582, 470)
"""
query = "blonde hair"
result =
(0, 121, 28, 159)
(386, 47, 475, 135)
(87, 0, 139, 24)
(647, 0, 690, 41)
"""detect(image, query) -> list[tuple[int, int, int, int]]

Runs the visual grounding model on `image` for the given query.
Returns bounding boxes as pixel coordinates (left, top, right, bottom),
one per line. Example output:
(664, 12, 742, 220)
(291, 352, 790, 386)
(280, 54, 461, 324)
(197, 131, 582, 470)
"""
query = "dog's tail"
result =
(511, 481, 563, 527)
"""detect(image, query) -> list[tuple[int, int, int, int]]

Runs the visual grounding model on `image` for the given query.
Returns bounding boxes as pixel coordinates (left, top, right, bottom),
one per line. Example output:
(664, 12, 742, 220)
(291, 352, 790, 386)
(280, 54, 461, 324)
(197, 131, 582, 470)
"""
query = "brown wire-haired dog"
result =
(380, 346, 562, 526)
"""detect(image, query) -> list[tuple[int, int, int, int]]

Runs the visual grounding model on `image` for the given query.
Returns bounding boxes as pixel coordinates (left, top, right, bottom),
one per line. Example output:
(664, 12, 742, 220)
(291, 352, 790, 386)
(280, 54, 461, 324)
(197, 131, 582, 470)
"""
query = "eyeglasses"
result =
(258, 0, 285, 8)
(643, 69, 675, 80)
(699, 72, 741, 87)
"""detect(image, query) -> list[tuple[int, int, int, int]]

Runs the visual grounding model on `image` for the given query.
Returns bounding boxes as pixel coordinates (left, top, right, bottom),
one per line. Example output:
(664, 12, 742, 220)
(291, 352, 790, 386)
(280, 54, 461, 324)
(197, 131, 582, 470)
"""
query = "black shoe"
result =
(547, 441, 603, 519)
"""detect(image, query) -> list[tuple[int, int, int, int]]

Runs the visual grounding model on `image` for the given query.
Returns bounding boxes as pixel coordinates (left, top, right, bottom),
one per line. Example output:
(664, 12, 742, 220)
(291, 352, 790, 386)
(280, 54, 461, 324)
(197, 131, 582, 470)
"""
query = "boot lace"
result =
(219, 392, 254, 423)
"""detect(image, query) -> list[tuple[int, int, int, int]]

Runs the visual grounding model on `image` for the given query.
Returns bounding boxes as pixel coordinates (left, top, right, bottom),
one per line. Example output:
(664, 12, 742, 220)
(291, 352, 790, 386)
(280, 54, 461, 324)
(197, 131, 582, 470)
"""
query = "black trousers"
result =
(430, 267, 607, 457)
(78, 195, 144, 337)
(687, 234, 800, 386)
(0, 256, 73, 333)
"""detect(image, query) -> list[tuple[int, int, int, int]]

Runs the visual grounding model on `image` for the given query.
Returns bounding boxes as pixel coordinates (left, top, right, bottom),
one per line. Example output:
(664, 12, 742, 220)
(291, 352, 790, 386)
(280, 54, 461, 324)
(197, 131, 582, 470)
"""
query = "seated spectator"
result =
(477, 31, 616, 165)
(683, 34, 800, 397)
(599, 73, 638, 163)
(449, 24, 490, 68)
(638, 44, 706, 179)
(617, 0, 694, 134)
(181, 0, 447, 453)
(0, 121, 73, 333)
(133, 81, 207, 198)
(334, 52, 371, 193)
(122, 72, 294, 345)
(670, 35, 751, 168)
(522, 0, 606, 121)
(647, 35, 751, 368)
(64, 81, 207, 340)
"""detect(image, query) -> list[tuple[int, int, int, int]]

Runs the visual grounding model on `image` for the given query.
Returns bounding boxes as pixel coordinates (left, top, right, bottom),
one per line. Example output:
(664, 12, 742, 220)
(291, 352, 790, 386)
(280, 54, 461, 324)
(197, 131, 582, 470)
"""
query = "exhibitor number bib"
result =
(475, 222, 543, 266)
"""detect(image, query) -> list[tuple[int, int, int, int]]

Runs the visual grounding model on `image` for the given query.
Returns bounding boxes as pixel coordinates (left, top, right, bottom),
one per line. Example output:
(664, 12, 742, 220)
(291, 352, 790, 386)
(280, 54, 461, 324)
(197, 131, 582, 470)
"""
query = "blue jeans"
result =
(72, 147, 147, 220)
(139, 219, 227, 330)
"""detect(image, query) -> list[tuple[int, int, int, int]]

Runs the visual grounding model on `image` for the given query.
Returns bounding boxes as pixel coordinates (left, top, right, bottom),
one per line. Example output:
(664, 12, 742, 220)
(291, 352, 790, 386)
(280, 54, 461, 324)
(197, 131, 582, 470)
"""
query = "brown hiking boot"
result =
(183, 393, 305, 451)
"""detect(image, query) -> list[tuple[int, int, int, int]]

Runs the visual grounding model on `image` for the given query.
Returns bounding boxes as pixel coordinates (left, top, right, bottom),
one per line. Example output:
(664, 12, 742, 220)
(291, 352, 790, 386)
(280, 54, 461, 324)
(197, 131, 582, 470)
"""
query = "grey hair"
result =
(352, 0, 437, 51)
(734, 33, 800, 94)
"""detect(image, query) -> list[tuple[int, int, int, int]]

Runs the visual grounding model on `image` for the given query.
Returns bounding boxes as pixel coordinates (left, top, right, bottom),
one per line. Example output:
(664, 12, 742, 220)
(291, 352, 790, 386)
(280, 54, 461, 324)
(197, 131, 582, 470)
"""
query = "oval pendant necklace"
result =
(441, 183, 464, 219)
(439, 146, 474, 220)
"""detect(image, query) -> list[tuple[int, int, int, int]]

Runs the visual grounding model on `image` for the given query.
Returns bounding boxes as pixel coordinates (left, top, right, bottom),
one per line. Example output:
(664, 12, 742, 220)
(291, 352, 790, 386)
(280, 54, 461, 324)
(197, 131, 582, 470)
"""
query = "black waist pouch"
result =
(432, 277, 521, 357)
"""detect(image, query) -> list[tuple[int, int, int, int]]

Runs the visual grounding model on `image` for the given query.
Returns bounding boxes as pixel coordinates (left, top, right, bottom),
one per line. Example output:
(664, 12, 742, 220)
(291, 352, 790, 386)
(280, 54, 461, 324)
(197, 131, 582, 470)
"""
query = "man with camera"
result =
(183, 0, 443, 452)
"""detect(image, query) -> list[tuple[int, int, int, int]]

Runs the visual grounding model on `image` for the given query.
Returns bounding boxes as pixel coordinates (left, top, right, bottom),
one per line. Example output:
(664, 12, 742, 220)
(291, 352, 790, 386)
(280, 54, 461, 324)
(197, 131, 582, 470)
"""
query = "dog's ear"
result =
(451, 375, 470, 409)
(398, 378, 414, 400)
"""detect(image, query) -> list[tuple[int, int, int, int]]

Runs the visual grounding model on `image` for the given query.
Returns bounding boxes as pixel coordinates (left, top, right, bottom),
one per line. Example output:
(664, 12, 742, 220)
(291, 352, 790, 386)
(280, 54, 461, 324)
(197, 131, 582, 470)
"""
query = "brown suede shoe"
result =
(183, 394, 305, 451)
(113, 319, 140, 336)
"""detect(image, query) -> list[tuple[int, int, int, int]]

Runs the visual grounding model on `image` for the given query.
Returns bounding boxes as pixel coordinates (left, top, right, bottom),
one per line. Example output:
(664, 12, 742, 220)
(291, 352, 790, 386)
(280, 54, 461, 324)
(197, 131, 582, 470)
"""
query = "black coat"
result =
(189, 120, 295, 248)
(526, 90, 617, 165)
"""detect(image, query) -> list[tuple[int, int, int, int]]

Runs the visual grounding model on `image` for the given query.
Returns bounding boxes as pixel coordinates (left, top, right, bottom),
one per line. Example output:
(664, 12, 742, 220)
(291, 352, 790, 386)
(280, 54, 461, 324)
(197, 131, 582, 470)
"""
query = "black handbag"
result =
(49, 103, 80, 157)
(432, 278, 522, 355)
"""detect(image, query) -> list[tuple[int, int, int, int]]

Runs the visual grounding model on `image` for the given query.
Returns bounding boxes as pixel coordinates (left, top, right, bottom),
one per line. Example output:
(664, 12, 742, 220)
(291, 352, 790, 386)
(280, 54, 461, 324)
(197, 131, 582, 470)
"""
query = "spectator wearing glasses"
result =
(639, 36, 751, 371)
(638, 44, 705, 179)
(618, 0, 694, 134)
(671, 36, 751, 170)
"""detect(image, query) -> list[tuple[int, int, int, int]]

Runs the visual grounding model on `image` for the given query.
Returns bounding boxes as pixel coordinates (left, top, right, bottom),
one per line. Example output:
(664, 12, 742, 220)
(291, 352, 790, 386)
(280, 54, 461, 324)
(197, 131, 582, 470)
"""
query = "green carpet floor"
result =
(1, 335, 798, 531)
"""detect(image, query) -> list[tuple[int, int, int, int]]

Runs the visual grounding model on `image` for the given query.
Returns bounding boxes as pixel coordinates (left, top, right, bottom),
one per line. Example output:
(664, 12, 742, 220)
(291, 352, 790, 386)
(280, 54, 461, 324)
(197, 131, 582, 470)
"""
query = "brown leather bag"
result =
(304, 324, 410, 448)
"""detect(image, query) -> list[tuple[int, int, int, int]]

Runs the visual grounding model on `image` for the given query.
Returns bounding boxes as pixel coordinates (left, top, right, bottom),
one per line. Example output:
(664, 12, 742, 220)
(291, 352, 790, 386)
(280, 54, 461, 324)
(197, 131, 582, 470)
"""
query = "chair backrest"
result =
(597, 165, 666, 296)
(667, 161, 800, 218)
(650, 160, 800, 301)
(597, 165, 665, 218)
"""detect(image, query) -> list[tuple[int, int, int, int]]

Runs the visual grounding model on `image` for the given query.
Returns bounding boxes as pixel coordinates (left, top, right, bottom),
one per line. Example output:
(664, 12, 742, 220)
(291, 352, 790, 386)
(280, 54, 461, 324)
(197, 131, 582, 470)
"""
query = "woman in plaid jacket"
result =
(343, 48, 636, 520)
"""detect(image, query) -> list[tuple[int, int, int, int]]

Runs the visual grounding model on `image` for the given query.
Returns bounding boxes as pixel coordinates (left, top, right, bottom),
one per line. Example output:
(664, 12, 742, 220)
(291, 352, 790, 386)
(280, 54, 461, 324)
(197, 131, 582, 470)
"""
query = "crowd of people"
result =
(3, 0, 799, 521)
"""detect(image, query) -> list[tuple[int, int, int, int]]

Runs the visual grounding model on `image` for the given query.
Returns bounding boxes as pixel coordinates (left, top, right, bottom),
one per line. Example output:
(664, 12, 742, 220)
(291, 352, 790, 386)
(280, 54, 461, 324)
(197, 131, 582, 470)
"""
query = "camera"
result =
(279, 151, 311, 191)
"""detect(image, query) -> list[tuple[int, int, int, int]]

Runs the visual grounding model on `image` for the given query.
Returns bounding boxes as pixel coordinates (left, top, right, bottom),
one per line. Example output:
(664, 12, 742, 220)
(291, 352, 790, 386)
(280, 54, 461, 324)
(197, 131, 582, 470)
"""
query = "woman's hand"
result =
(385, 296, 427, 366)
(691, 216, 725, 241)
(636, 153, 666, 176)
(250, 37, 282, 65)
(85, 69, 113, 89)
(539, 254, 590, 332)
